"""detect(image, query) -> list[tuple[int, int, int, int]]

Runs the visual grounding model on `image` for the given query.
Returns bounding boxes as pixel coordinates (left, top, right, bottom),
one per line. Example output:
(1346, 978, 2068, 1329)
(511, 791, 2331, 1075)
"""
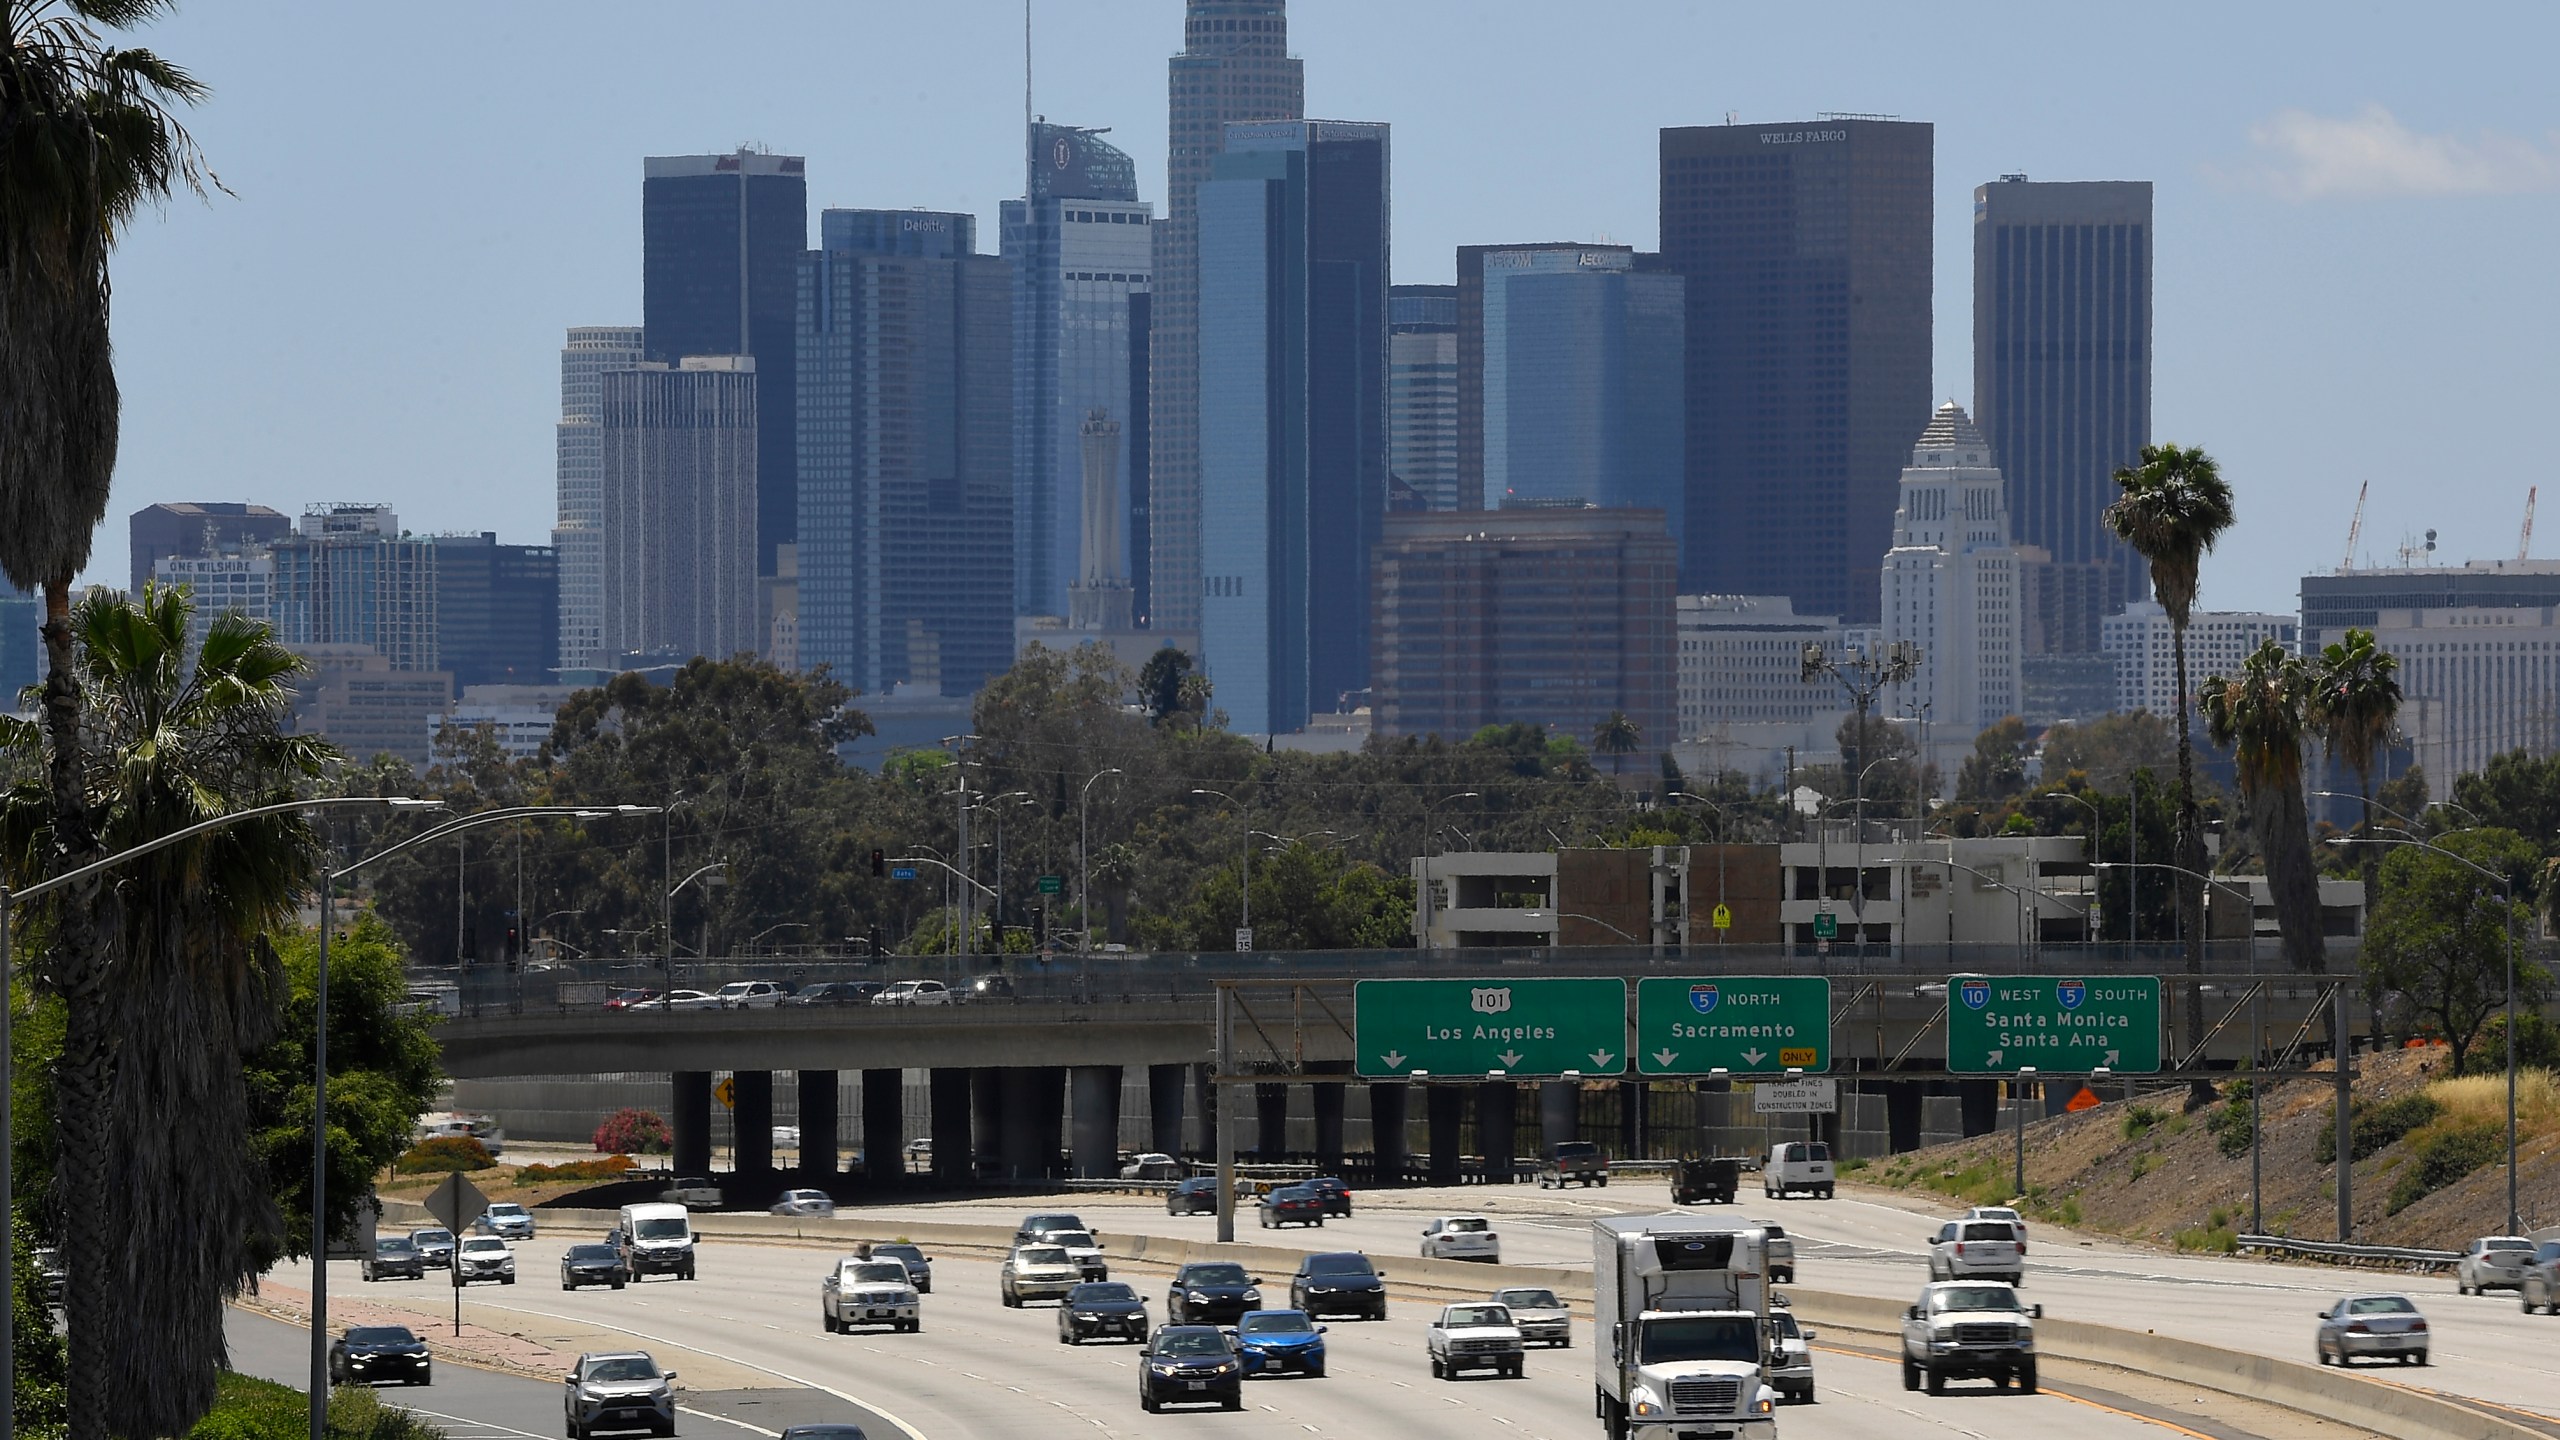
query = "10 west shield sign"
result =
(1947, 973, 2162, 1073)
(1353, 978, 1627, 1078)
(1635, 977, 1830, 1075)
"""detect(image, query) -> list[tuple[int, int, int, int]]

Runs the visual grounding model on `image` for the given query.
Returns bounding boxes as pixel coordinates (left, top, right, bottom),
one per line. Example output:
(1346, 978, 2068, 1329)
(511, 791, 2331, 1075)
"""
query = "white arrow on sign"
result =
(1379, 1051, 1407, 1069)
(1651, 1049, 1680, 1068)
(1740, 1047, 1767, 1066)
(1589, 1050, 1616, 1069)
(2102, 1049, 2121, 1068)
(1496, 1050, 1525, 1068)
(1985, 1049, 2005, 1067)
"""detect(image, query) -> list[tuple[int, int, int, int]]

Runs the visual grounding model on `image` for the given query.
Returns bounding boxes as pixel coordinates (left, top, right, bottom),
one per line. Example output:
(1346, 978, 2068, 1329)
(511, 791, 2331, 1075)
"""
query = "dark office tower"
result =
(1128, 291, 1153, 624)
(1973, 176, 2154, 651)
(1005, 123, 1150, 620)
(1153, 0, 1305, 642)
(598, 358, 760, 665)
(796, 210, 1013, 699)
(1455, 243, 1579, 511)
(1660, 118, 1933, 620)
(430, 533, 559, 690)
(127, 501, 291, 595)
(1198, 120, 1389, 736)
(1389, 285, 1457, 512)
(642, 150, 808, 576)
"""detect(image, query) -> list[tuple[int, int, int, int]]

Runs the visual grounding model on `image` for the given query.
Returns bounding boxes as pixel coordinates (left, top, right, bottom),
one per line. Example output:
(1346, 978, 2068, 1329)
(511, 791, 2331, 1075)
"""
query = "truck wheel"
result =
(1429, 1356, 1445, 1380)
(2019, 1358, 2038, 1394)
(1902, 1356, 1920, 1391)
(1924, 1366, 1944, 1395)
(1801, 1383, 1815, 1404)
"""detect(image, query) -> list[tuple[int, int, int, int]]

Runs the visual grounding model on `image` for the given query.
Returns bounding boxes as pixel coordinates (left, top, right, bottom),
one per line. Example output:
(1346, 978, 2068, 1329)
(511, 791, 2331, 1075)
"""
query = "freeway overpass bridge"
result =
(429, 943, 2402, 1191)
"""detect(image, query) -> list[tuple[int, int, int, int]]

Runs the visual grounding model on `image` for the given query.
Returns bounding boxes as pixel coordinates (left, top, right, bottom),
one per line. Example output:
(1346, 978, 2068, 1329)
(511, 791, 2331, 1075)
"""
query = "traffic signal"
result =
(505, 927, 520, 969)
(870, 848, 886, 878)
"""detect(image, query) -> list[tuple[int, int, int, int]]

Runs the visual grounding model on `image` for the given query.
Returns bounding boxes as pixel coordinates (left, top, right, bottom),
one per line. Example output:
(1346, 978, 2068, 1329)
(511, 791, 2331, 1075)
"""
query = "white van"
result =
(1763, 1140, 1835, 1199)
(616, 1202, 698, 1281)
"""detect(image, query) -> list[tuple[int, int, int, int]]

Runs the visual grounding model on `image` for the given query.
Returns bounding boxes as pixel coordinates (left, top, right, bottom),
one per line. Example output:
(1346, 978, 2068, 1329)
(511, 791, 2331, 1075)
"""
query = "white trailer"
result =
(1592, 1218, 1779, 1440)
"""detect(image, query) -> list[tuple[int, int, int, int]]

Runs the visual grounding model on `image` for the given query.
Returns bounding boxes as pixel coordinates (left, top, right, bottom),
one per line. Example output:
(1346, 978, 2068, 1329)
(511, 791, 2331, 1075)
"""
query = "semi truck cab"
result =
(1592, 1220, 1779, 1440)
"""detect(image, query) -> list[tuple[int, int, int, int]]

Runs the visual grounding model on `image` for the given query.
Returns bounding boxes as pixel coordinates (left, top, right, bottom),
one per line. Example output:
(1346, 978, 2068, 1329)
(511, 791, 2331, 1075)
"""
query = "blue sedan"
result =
(1232, 1309, 1327, 1378)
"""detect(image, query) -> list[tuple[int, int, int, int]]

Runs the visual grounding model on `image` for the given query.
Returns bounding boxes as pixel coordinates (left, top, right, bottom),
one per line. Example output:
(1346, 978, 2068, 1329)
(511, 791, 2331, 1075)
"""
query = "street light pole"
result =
(1078, 768, 1123, 955)
(1192, 788, 1255, 949)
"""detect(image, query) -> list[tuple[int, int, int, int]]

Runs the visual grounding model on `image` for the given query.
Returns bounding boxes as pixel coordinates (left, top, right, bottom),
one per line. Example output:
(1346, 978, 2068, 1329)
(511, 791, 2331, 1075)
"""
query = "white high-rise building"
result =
(2101, 602, 2298, 717)
(1879, 402, 2021, 769)
(2362, 606, 2560, 781)
(554, 325, 645, 669)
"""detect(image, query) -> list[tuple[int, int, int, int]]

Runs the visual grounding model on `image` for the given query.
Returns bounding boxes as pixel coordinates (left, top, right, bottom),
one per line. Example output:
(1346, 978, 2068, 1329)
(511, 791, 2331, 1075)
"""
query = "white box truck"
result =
(1592, 1218, 1779, 1440)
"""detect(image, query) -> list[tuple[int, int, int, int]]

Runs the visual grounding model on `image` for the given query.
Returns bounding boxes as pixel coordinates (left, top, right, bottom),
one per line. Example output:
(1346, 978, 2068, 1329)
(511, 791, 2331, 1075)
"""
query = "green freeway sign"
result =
(1812, 911, 1838, 940)
(1035, 874, 1064, 895)
(1354, 978, 1627, 1079)
(1948, 974, 2162, 1074)
(1635, 977, 1830, 1076)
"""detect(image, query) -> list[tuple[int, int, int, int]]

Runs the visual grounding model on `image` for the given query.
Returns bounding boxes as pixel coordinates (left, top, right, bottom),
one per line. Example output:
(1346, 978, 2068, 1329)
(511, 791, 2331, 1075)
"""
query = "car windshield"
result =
(1070, 1284, 1136, 1303)
(567, 1245, 617, 1261)
(780, 1428, 868, 1440)
(634, 1218, 687, 1240)
(1154, 1331, 1231, 1358)
(1305, 1255, 1373, 1276)
(462, 1238, 505, 1252)
(1271, 1187, 1310, 1200)
(1184, 1264, 1249, 1286)
(1027, 1215, 1082, 1231)
(1495, 1289, 1560, 1309)
(848, 1263, 909, 1284)
(1770, 1312, 1802, 1340)
(1050, 1231, 1097, 1247)
(875, 1245, 923, 1261)
(1180, 1179, 1216, 1192)
(1444, 1218, 1489, 1233)
(1556, 1142, 1600, 1157)
(1933, 1287, 2021, 1312)
(375, 1239, 413, 1254)
(413, 1230, 451, 1244)
(1019, 1247, 1070, 1266)
(1960, 1223, 2016, 1241)
(347, 1327, 415, 1344)
(1442, 1305, 1511, 1327)
(585, 1357, 660, 1382)
(2481, 1237, 2533, 1251)
(2346, 1296, 2415, 1315)
(1240, 1312, 1311, 1333)
(1637, 1316, 1759, 1364)
(489, 1205, 525, 1218)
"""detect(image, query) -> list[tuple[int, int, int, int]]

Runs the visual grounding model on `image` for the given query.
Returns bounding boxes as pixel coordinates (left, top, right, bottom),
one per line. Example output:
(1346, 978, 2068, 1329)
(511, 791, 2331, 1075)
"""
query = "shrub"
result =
(393, 1136, 493, 1174)
(2127, 1153, 2157, 1182)
(2461, 1014, 2560, 1076)
(2311, 1092, 2441, 1164)
(2384, 1118, 2502, 1216)
(2209, 1088, 2257, 1159)
(593, 1107, 674, 1155)
(2424, 1069, 2560, 1129)
(515, 1155, 638, 1184)
(2120, 1104, 2167, 1141)
(188, 1371, 449, 1440)
(2173, 1224, 2238, 1253)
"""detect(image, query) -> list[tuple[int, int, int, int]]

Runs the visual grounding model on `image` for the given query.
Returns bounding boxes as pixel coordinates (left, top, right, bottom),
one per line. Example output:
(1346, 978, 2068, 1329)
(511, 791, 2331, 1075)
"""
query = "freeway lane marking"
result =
(1811, 1342, 2239, 1439)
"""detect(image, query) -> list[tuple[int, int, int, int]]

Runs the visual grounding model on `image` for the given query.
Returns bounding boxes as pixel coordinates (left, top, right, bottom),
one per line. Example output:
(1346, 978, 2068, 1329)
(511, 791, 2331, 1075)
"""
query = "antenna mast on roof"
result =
(2339, 479, 2366, 571)
(2521, 486, 2538, 562)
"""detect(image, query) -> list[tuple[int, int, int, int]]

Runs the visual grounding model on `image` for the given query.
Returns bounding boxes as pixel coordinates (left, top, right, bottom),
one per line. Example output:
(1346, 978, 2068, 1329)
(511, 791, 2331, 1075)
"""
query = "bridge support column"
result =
(672, 1070, 713, 1179)
(1957, 1080, 2000, 1138)
(972, 1070, 1002, 1177)
(797, 1070, 839, 1178)
(1476, 1083, 1518, 1183)
(1618, 1080, 1642, 1160)
(1369, 1083, 1409, 1183)
(1072, 1065, 1121, 1178)
(1309, 1068, 1347, 1174)
(1255, 1083, 1289, 1161)
(930, 1068, 974, 1186)
(1034, 1066, 1068, 1180)
(863, 1068, 904, 1183)
(1884, 1081, 1924, 1154)
(1425, 1086, 1464, 1186)
(1148, 1064, 1188, 1159)
(1538, 1082, 1579, 1150)
(734, 1071, 774, 1177)
(1001, 1068, 1066, 1179)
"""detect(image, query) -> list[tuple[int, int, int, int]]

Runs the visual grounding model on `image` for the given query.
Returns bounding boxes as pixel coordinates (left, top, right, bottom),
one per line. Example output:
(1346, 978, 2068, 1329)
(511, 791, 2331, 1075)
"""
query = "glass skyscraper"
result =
(1004, 124, 1152, 621)
(1197, 119, 1389, 735)
(796, 210, 1013, 698)
(1388, 285, 1457, 512)
(642, 150, 808, 577)
(553, 325, 645, 668)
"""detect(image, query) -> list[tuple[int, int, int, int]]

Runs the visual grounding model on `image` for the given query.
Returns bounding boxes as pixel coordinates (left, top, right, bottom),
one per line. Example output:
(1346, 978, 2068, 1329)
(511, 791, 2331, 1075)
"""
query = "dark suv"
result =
(362, 1235, 424, 1283)
(1136, 1326, 1243, 1412)
(1303, 1176, 1353, 1217)
(1167, 1261, 1262, 1324)
(1167, 1177, 1219, 1216)
(1289, 1252, 1386, 1321)
(1014, 1212, 1090, 1246)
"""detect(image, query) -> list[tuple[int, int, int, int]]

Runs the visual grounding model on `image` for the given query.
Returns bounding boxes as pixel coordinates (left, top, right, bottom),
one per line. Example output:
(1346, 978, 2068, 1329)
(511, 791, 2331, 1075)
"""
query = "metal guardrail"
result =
(2235, 1234, 2461, 1271)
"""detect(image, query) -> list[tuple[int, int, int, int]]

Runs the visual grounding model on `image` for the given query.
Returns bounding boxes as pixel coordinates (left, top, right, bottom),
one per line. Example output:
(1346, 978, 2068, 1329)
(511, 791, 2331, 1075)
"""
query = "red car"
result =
(1256, 1185, 1326, 1229)
(603, 988, 659, 1011)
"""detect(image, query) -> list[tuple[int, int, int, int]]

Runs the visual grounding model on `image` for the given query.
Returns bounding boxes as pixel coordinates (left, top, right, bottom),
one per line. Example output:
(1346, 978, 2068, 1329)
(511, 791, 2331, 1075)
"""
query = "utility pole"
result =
(1801, 639, 1919, 835)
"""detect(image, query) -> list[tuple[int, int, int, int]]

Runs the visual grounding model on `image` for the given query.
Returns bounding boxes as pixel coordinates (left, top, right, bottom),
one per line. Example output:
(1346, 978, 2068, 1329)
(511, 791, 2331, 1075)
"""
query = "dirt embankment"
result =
(1851, 1047, 2559, 1250)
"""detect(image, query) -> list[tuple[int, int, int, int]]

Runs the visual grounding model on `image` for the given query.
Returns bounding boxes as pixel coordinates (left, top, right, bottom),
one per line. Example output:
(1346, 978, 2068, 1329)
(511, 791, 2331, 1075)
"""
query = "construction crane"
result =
(2340, 480, 2367, 571)
(2521, 486, 2538, 562)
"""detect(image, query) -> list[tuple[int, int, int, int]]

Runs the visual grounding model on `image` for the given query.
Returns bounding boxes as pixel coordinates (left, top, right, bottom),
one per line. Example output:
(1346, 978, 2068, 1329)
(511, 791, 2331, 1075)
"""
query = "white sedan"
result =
(771, 1188, 835, 1218)
(2456, 1236, 2536, 1294)
(1420, 1215, 1501, 1263)
(872, 980, 953, 1007)
(632, 989, 720, 1011)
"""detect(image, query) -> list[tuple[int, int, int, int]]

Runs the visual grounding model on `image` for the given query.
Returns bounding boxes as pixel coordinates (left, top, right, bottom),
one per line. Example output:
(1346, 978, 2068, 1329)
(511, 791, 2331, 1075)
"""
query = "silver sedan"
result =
(2314, 1293, 2429, 1367)
(2456, 1236, 2535, 1294)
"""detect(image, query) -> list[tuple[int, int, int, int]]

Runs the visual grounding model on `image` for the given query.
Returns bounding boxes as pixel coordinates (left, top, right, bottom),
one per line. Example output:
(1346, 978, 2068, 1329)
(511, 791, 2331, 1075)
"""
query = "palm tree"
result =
(1, 586, 325, 1439)
(2200, 640, 2324, 972)
(2104, 445, 2237, 1001)
(2312, 627, 2403, 917)
(1593, 711, 1642, 778)
(2, 10, 215, 1437)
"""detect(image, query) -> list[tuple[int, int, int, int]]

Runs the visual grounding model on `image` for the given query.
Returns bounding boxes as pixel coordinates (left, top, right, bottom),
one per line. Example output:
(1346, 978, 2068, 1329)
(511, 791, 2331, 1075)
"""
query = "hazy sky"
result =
(94, 1, 2560, 614)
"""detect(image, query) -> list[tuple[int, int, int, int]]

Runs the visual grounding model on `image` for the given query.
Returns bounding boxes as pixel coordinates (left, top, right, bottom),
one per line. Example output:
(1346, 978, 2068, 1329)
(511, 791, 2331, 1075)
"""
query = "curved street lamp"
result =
(1078, 768, 1124, 955)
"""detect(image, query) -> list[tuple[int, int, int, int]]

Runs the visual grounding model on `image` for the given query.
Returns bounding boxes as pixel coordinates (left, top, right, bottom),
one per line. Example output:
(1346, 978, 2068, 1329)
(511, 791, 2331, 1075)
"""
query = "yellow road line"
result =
(1811, 1342, 2222, 1439)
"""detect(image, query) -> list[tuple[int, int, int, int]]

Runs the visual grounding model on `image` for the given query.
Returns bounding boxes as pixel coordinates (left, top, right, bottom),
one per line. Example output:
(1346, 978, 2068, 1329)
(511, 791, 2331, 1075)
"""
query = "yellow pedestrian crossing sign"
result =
(714, 1076, 736, 1110)
(1712, 903, 1732, 931)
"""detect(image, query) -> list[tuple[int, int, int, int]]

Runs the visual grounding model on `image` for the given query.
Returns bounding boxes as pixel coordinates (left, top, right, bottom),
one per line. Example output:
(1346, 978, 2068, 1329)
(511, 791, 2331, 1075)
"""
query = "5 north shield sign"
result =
(1635, 976, 1830, 1075)
(1353, 978, 1627, 1078)
(1947, 973, 2162, 1074)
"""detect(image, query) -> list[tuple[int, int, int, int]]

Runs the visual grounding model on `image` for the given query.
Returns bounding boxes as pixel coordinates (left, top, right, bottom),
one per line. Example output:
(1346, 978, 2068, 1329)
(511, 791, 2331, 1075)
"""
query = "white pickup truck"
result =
(1427, 1302, 1525, 1380)
(1900, 1280, 2041, 1395)
(821, 1258, 921, 1334)
(660, 1176, 724, 1210)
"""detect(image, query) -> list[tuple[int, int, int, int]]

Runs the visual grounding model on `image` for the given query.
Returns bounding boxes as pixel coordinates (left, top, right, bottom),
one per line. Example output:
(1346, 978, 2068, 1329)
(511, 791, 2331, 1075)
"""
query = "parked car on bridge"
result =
(872, 980, 952, 1007)
(715, 980, 785, 1009)
(2457, 1235, 2536, 1294)
(786, 980, 882, 1006)
(632, 989, 719, 1012)
(2315, 1293, 2430, 1366)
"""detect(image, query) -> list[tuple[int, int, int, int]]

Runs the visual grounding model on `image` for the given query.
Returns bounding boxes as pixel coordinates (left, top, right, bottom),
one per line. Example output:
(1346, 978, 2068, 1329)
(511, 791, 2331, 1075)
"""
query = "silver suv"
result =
(564, 1351, 677, 1439)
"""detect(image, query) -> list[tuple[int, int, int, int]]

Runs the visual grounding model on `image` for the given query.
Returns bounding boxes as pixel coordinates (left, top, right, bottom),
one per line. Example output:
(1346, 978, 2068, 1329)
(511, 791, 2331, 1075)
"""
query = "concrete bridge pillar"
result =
(1618, 1080, 1642, 1160)
(972, 1069, 1002, 1174)
(1034, 1066, 1068, 1179)
(862, 1068, 904, 1183)
(1885, 1081, 1924, 1154)
(1476, 1083, 1518, 1182)
(1072, 1065, 1122, 1178)
(1958, 1080, 2000, 1138)
(796, 1070, 838, 1178)
(1425, 1086, 1464, 1186)
(1538, 1082, 1579, 1151)
(1310, 1072, 1347, 1174)
(1001, 1068, 1067, 1179)
(930, 1068, 975, 1186)
(672, 1070, 713, 1179)
(734, 1071, 775, 1176)
(1255, 1083, 1290, 1161)
(1369, 1083, 1409, 1183)
(1148, 1064, 1189, 1159)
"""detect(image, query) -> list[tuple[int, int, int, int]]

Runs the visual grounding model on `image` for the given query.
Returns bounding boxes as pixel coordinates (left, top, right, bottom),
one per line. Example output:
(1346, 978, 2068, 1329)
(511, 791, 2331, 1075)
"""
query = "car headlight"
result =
(1753, 1394, 1775, 1415)
(1187, 1290, 1210, 1302)
(578, 1388, 603, 1402)
(1629, 1385, 1661, 1417)
(1149, 1362, 1179, 1375)
(1243, 1288, 1261, 1302)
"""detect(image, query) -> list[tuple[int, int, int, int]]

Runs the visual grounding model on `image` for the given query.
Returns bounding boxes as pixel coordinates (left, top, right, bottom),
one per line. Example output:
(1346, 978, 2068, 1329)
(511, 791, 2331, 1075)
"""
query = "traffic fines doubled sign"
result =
(1947, 973, 2162, 1074)
(1634, 976, 1829, 1076)
(1354, 978, 1626, 1078)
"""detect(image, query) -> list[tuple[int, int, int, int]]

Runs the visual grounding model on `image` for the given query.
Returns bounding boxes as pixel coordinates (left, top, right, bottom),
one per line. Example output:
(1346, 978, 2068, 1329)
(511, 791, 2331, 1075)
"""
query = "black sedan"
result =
(1166, 1177, 1219, 1216)
(1057, 1282, 1150, 1344)
(561, 1243, 628, 1290)
(1303, 1177, 1353, 1217)
(1136, 1325, 1244, 1413)
(786, 981, 882, 1007)
(329, 1325, 431, 1387)
(1256, 1185, 1325, 1229)
(1289, 1251, 1387, 1320)
(1166, 1262, 1262, 1324)
(362, 1236, 424, 1283)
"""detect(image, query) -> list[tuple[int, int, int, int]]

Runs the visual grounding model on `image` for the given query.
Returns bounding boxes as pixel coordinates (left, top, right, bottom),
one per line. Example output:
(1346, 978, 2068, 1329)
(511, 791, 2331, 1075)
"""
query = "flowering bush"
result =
(593, 1107, 674, 1155)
